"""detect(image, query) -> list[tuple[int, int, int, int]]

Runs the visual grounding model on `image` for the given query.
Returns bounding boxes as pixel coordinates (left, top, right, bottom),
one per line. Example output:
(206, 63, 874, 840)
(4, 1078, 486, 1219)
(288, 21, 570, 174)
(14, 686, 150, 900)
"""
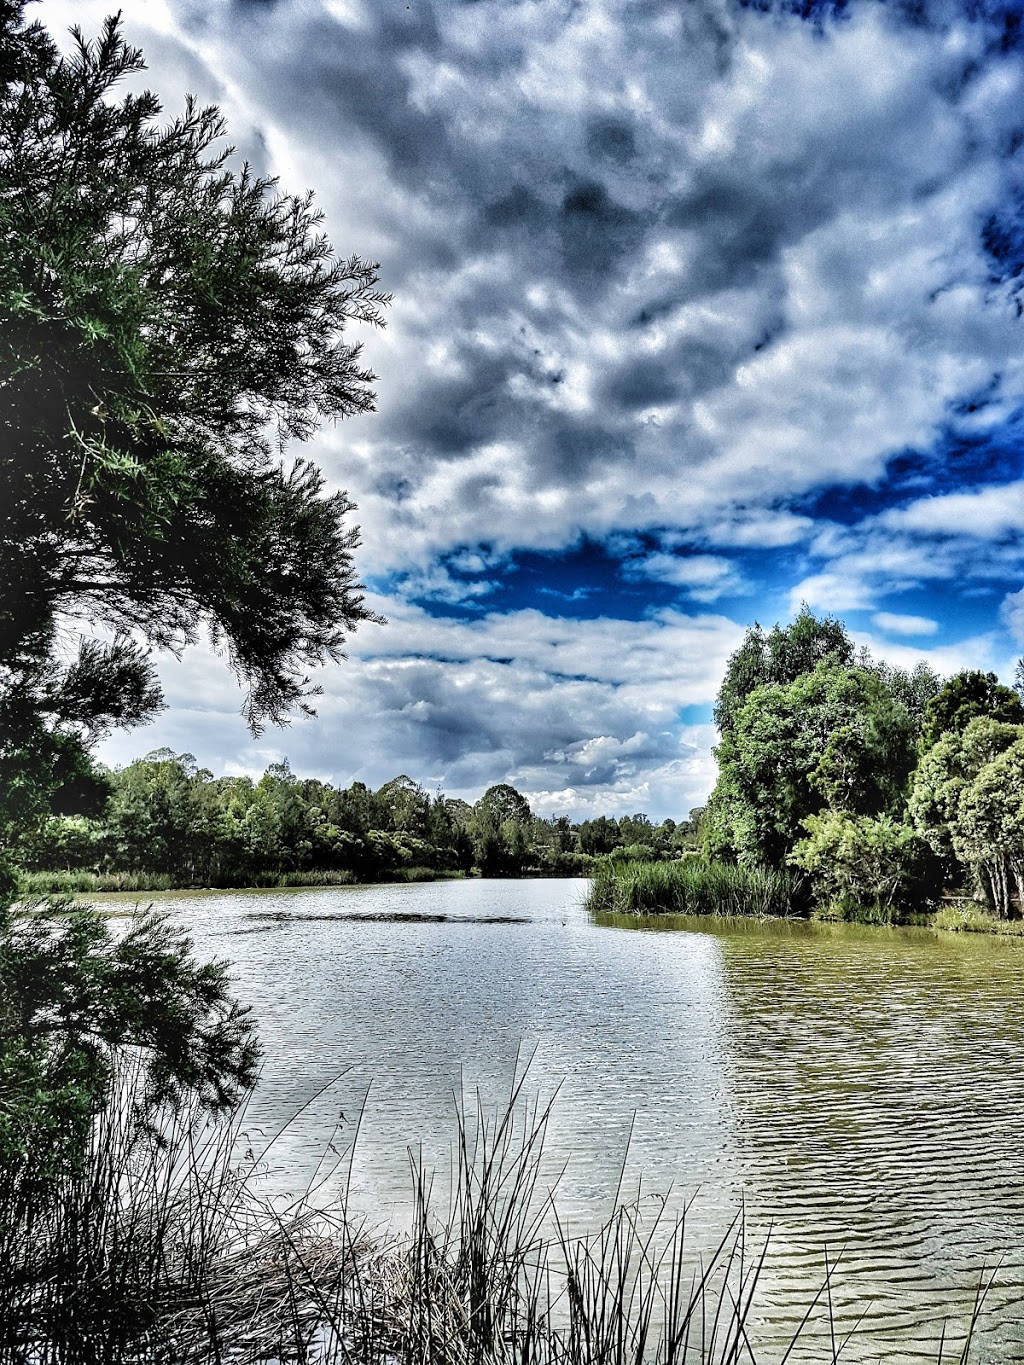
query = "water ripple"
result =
(136, 881, 1024, 1361)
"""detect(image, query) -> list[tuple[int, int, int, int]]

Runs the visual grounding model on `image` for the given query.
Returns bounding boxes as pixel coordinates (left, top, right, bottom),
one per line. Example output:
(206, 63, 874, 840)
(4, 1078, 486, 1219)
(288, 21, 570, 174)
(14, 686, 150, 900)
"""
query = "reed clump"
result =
(587, 858, 793, 919)
(0, 1059, 989, 1365)
(18, 870, 179, 895)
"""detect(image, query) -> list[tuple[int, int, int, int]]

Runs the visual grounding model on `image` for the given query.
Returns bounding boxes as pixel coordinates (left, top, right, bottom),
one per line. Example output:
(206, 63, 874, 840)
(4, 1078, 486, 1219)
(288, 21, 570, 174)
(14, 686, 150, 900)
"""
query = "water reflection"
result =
(608, 912, 1024, 1361)
(131, 882, 1024, 1360)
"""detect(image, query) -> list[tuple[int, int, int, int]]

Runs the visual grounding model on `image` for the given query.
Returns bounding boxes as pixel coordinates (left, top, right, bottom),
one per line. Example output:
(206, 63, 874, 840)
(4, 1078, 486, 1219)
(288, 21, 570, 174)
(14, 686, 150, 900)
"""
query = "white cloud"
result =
(789, 572, 874, 614)
(878, 483, 1024, 538)
(624, 552, 746, 602)
(1000, 588, 1024, 646)
(852, 629, 1005, 680)
(96, 601, 745, 819)
(871, 611, 939, 637)
(37, 0, 1024, 817)
(41, 0, 1024, 579)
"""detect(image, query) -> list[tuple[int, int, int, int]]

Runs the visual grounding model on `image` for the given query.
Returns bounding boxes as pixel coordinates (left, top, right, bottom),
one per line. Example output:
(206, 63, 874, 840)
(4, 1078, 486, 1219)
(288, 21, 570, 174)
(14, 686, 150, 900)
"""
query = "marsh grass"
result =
(0, 1058, 991, 1365)
(18, 870, 180, 894)
(18, 867, 461, 897)
(587, 860, 793, 919)
(933, 901, 1024, 936)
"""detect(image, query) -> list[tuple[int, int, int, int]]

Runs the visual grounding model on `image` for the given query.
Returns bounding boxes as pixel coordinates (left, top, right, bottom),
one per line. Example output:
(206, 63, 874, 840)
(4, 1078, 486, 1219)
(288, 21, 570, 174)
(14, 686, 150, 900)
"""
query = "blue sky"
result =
(44, 0, 1024, 819)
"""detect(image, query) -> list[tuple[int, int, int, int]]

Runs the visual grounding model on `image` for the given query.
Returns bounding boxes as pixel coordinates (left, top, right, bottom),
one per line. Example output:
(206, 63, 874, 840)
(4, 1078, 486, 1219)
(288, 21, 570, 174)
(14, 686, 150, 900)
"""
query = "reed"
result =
(18, 870, 179, 895)
(587, 858, 793, 919)
(275, 869, 359, 887)
(17, 867, 462, 897)
(0, 1058, 989, 1365)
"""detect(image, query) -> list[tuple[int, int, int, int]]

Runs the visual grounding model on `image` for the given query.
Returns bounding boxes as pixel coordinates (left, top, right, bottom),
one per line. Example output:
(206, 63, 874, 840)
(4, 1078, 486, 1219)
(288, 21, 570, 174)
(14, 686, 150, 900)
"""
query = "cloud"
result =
(1000, 588, 1024, 646)
(623, 552, 747, 602)
(41, 0, 1024, 578)
(38, 0, 1024, 815)
(878, 482, 1024, 538)
(871, 611, 939, 637)
(852, 629, 1005, 680)
(96, 600, 745, 819)
(788, 572, 874, 614)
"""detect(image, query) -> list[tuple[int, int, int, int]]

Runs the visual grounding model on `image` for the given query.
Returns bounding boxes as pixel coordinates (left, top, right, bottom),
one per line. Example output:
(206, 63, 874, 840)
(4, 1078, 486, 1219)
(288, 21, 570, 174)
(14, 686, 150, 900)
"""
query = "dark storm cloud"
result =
(161, 0, 1024, 567)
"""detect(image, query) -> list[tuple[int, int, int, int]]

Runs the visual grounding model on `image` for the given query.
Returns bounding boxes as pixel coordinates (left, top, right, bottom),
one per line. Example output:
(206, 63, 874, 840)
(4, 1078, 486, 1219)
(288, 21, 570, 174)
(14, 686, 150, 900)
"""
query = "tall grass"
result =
(275, 869, 359, 887)
(18, 870, 180, 895)
(587, 859, 793, 918)
(17, 867, 463, 897)
(0, 1057, 990, 1364)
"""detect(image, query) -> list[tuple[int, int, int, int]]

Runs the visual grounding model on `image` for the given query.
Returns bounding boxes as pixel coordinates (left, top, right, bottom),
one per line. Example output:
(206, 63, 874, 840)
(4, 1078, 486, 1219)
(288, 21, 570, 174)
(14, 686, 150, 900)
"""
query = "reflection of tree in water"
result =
(711, 918, 1024, 1359)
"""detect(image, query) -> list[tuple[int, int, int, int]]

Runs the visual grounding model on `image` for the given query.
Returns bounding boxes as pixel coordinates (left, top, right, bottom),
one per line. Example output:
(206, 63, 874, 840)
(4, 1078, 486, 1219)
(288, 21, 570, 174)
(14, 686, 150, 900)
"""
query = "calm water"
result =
(133, 877, 1024, 1360)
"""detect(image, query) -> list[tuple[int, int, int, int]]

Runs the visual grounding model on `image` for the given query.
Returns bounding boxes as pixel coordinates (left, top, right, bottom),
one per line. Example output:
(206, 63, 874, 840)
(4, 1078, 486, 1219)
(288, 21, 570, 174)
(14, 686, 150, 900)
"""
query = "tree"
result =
(0, 2, 384, 1168)
(476, 783, 533, 827)
(713, 607, 855, 737)
(790, 812, 942, 920)
(0, 6, 388, 745)
(709, 662, 917, 866)
(374, 776, 431, 837)
(0, 636, 160, 880)
(0, 903, 260, 1181)
(909, 717, 1024, 915)
(919, 671, 1024, 753)
(953, 739, 1024, 917)
(907, 717, 1021, 868)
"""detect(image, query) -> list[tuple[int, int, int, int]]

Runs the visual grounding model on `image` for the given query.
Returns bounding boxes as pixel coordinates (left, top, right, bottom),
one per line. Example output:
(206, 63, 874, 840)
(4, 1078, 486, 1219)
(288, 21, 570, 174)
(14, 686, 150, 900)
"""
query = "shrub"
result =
(790, 812, 943, 921)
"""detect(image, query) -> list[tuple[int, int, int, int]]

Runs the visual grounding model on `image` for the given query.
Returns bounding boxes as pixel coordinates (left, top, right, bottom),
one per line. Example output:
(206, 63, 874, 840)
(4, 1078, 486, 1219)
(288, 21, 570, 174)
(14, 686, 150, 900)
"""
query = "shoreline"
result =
(17, 868, 1024, 939)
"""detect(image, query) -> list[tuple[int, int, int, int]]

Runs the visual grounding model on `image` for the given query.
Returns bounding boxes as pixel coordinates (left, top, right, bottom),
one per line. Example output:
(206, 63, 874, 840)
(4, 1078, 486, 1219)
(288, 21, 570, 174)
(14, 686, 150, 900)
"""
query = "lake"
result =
(135, 877, 1024, 1361)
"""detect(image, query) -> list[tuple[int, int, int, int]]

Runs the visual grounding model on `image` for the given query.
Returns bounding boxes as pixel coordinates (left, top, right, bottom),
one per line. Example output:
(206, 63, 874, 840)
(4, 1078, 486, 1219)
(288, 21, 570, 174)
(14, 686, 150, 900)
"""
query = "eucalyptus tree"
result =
(708, 662, 918, 867)
(918, 671, 1024, 753)
(909, 717, 1024, 914)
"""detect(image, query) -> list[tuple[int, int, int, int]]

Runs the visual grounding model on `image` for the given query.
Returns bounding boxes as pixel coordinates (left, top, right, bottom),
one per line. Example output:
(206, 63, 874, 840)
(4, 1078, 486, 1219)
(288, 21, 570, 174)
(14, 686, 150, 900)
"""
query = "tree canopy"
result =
(0, 3, 388, 772)
(0, 2, 386, 1169)
(918, 671, 1024, 753)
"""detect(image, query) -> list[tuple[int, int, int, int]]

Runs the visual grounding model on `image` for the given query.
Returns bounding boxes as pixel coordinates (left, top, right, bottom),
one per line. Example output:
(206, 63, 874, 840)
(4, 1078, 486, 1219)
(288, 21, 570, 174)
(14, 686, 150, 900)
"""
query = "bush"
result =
(790, 812, 943, 921)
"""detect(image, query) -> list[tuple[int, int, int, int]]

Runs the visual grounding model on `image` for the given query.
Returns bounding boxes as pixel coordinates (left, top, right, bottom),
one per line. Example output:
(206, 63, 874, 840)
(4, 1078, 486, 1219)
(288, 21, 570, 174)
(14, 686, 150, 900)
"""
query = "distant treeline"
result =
(14, 756, 701, 889)
(592, 608, 1024, 926)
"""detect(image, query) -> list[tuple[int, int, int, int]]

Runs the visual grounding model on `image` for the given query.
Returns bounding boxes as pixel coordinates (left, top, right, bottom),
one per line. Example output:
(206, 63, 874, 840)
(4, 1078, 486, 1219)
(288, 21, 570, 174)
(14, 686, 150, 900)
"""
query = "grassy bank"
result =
(17, 866, 466, 896)
(588, 858, 1024, 936)
(587, 857, 794, 919)
(0, 1061, 992, 1365)
(933, 901, 1024, 936)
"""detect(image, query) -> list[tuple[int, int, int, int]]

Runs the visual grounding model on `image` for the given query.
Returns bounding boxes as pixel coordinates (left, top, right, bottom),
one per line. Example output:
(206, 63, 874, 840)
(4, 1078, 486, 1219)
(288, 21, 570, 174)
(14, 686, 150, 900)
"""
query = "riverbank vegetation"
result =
(590, 609, 1024, 928)
(0, 1040, 992, 1364)
(588, 858, 792, 919)
(11, 754, 696, 892)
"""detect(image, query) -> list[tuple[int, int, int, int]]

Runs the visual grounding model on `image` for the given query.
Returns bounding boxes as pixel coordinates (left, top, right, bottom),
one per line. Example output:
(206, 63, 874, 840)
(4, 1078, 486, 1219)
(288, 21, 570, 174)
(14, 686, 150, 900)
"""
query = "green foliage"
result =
(713, 605, 856, 737)
(919, 671, 1024, 754)
(587, 857, 793, 918)
(949, 737, 1024, 917)
(0, 633, 160, 881)
(0, 3, 387, 746)
(711, 661, 917, 866)
(790, 811, 942, 921)
(703, 609, 981, 919)
(933, 901, 1024, 935)
(12, 753, 681, 887)
(908, 718, 1024, 916)
(0, 900, 260, 1182)
(476, 783, 533, 826)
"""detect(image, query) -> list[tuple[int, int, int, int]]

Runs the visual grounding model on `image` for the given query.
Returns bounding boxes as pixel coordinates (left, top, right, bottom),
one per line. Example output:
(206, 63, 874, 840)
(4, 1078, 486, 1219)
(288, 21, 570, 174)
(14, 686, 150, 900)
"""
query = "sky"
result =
(41, 0, 1024, 820)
